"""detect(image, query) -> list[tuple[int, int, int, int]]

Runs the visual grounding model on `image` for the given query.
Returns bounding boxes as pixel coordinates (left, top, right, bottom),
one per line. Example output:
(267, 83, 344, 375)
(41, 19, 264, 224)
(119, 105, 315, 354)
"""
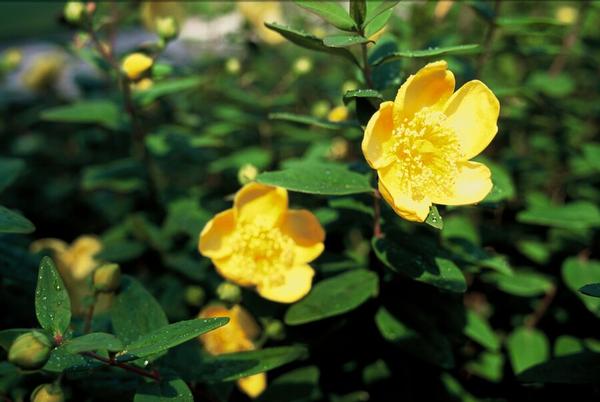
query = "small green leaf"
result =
(372, 44, 480, 65)
(117, 318, 229, 362)
(269, 112, 358, 130)
(43, 344, 103, 373)
(323, 34, 370, 48)
(465, 351, 504, 382)
(134, 377, 193, 402)
(343, 89, 383, 105)
(257, 161, 373, 195)
(350, 0, 367, 27)
(517, 201, 600, 230)
(35, 257, 71, 337)
(364, 1, 400, 27)
(134, 77, 203, 106)
(0, 157, 25, 193)
(64, 333, 124, 354)
(0, 205, 35, 234)
(562, 258, 600, 317)
(464, 311, 500, 351)
(258, 366, 320, 402)
(483, 270, 553, 297)
(507, 327, 550, 375)
(81, 158, 145, 193)
(285, 270, 379, 325)
(40, 100, 125, 130)
(579, 283, 600, 298)
(293, 1, 356, 31)
(424, 205, 443, 230)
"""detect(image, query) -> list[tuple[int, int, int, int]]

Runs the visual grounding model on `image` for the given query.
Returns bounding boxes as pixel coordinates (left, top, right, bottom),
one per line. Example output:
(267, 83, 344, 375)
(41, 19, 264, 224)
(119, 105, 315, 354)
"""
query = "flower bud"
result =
(93, 263, 121, 293)
(216, 282, 242, 304)
(329, 137, 349, 160)
(237, 164, 258, 185)
(327, 105, 349, 123)
(225, 58, 241, 75)
(264, 319, 285, 341)
(156, 16, 179, 42)
(8, 332, 52, 370)
(131, 78, 153, 92)
(184, 286, 206, 307)
(342, 80, 358, 94)
(122, 53, 153, 80)
(31, 383, 64, 402)
(311, 100, 330, 119)
(64, 2, 86, 25)
(293, 57, 312, 75)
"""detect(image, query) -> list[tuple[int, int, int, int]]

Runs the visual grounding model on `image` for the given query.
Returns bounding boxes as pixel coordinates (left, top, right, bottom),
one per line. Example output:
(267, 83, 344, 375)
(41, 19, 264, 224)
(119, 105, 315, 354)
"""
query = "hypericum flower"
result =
(30, 236, 111, 315)
(237, 1, 285, 45)
(199, 304, 266, 398)
(121, 53, 153, 80)
(362, 60, 500, 222)
(199, 183, 325, 303)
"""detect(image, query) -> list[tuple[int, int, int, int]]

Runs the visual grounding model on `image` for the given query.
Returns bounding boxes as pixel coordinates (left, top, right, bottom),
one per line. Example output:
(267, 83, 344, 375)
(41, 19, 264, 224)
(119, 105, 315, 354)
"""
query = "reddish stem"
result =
(373, 190, 382, 238)
(82, 352, 161, 382)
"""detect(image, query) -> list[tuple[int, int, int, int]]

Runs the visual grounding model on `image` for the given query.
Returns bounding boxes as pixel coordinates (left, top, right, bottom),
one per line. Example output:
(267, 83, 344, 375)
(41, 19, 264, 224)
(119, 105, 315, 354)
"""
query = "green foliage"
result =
(35, 257, 71, 337)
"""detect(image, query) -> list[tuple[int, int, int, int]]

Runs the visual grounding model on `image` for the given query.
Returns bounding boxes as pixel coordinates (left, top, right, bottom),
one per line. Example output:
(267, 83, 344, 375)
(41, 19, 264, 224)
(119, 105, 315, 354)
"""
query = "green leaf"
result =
(507, 327, 549, 375)
(517, 201, 600, 230)
(478, 157, 516, 203)
(285, 270, 378, 325)
(134, 377, 193, 402)
(111, 276, 169, 346)
(269, 112, 358, 130)
(446, 239, 512, 276)
(350, 0, 367, 27)
(0, 157, 25, 193)
(496, 16, 563, 27)
(526, 72, 575, 98)
(465, 351, 504, 382)
(64, 333, 124, 354)
(372, 44, 480, 65)
(323, 34, 370, 48)
(364, 1, 400, 27)
(192, 346, 308, 382)
(483, 270, 553, 297)
(293, 1, 356, 31)
(35, 257, 71, 337)
(264, 23, 356, 65)
(562, 258, 600, 317)
(424, 205, 443, 230)
(258, 366, 320, 402)
(464, 311, 500, 351)
(40, 100, 124, 130)
(43, 344, 103, 373)
(82, 158, 146, 193)
(343, 89, 383, 105)
(0, 205, 35, 234)
(257, 161, 373, 195)
(117, 318, 229, 363)
(134, 77, 203, 106)
(580, 283, 600, 298)
(518, 352, 600, 384)
(372, 237, 467, 293)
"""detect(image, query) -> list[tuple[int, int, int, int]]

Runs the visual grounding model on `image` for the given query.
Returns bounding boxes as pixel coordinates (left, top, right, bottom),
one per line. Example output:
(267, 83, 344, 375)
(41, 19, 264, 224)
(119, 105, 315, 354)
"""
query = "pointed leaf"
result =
(372, 44, 480, 65)
(293, 1, 356, 31)
(35, 257, 71, 337)
(0, 205, 35, 234)
(64, 333, 124, 354)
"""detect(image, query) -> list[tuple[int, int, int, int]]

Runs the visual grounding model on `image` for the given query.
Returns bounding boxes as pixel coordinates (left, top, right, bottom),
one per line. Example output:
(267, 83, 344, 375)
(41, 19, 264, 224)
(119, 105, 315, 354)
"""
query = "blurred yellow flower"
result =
(22, 53, 65, 91)
(122, 53, 153, 80)
(199, 304, 266, 398)
(140, 1, 185, 33)
(2, 48, 22, 70)
(328, 105, 349, 122)
(362, 60, 500, 222)
(199, 183, 325, 303)
(131, 77, 153, 92)
(434, 1, 455, 21)
(31, 236, 111, 315)
(555, 6, 577, 25)
(237, 1, 285, 45)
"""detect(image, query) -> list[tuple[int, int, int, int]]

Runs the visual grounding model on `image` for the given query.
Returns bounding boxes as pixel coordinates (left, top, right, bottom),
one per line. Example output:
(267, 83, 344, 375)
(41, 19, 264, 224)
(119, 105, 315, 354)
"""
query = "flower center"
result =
(391, 108, 462, 201)
(229, 224, 295, 288)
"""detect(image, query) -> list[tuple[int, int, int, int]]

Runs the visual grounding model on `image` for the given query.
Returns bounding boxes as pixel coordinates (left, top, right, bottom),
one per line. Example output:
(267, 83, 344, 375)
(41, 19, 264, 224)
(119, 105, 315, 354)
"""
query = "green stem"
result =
(83, 292, 98, 334)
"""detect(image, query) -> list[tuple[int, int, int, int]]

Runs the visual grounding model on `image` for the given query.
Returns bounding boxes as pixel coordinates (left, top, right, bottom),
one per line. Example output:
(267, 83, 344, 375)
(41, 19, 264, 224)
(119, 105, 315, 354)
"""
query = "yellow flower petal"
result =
(393, 60, 455, 126)
(280, 210, 325, 264)
(256, 264, 314, 303)
(234, 183, 288, 227)
(198, 304, 257, 355)
(443, 80, 500, 160)
(431, 161, 492, 205)
(378, 167, 431, 222)
(231, 305, 261, 340)
(30, 238, 68, 254)
(212, 256, 256, 287)
(362, 101, 396, 169)
(198, 209, 236, 259)
(237, 373, 267, 398)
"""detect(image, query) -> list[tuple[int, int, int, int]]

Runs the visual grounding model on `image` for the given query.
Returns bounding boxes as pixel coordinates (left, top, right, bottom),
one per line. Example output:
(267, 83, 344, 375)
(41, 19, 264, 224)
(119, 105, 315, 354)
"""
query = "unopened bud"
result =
(293, 57, 312, 75)
(93, 263, 121, 293)
(31, 383, 64, 402)
(264, 319, 285, 341)
(156, 16, 179, 41)
(216, 282, 242, 304)
(225, 58, 241, 75)
(329, 137, 349, 160)
(184, 286, 206, 307)
(64, 2, 86, 25)
(238, 164, 258, 185)
(327, 105, 349, 122)
(122, 53, 153, 80)
(342, 80, 358, 94)
(8, 332, 52, 370)
(312, 100, 330, 118)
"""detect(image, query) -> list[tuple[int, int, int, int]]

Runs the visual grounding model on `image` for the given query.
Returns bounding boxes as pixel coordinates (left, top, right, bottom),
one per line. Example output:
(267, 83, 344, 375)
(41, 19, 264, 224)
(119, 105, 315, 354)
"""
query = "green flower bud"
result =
(64, 2, 86, 25)
(342, 80, 358, 94)
(184, 286, 206, 307)
(31, 383, 64, 402)
(216, 282, 242, 304)
(156, 16, 179, 42)
(8, 332, 52, 370)
(225, 58, 241, 75)
(237, 164, 258, 185)
(93, 263, 121, 293)
(264, 319, 285, 341)
(293, 57, 313, 75)
(311, 100, 330, 119)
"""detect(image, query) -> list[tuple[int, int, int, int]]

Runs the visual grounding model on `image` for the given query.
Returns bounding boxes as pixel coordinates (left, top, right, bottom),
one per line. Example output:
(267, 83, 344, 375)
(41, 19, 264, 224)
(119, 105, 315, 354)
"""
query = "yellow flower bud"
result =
(184, 286, 206, 307)
(131, 78, 153, 92)
(293, 57, 313, 75)
(329, 137, 349, 160)
(93, 263, 121, 293)
(122, 53, 153, 80)
(225, 57, 241, 75)
(556, 6, 577, 25)
(64, 2, 86, 24)
(2, 48, 22, 70)
(238, 164, 259, 185)
(31, 383, 64, 402)
(327, 105, 349, 122)
(216, 282, 242, 304)
(8, 332, 52, 370)
(156, 16, 179, 41)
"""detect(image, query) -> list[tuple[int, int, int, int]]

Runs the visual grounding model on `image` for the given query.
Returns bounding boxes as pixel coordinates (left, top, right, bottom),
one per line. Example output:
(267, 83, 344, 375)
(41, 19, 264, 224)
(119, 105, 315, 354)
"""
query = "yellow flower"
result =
(237, 1, 285, 45)
(362, 60, 500, 222)
(30, 236, 111, 315)
(555, 6, 577, 25)
(328, 105, 349, 122)
(199, 183, 325, 303)
(122, 53, 153, 80)
(22, 53, 65, 91)
(199, 304, 266, 398)
(140, 1, 185, 33)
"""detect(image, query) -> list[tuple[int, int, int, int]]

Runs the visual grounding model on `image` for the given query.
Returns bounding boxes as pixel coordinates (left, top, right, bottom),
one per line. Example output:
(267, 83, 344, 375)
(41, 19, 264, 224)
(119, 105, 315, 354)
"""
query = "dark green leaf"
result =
(82, 158, 145, 193)
(323, 34, 370, 48)
(517, 201, 600, 230)
(507, 327, 549, 375)
(64, 333, 124, 354)
(343, 89, 383, 105)
(40, 100, 125, 130)
(372, 44, 480, 65)
(0, 157, 25, 193)
(35, 256, 71, 337)
(0, 205, 35, 234)
(518, 352, 600, 384)
(257, 161, 373, 195)
(350, 0, 367, 27)
(134, 377, 193, 402)
(0, 329, 31, 351)
(293, 1, 356, 31)
(579, 283, 600, 298)
(269, 112, 359, 130)
(43, 344, 103, 373)
(562, 258, 600, 317)
(258, 366, 320, 402)
(285, 270, 378, 325)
